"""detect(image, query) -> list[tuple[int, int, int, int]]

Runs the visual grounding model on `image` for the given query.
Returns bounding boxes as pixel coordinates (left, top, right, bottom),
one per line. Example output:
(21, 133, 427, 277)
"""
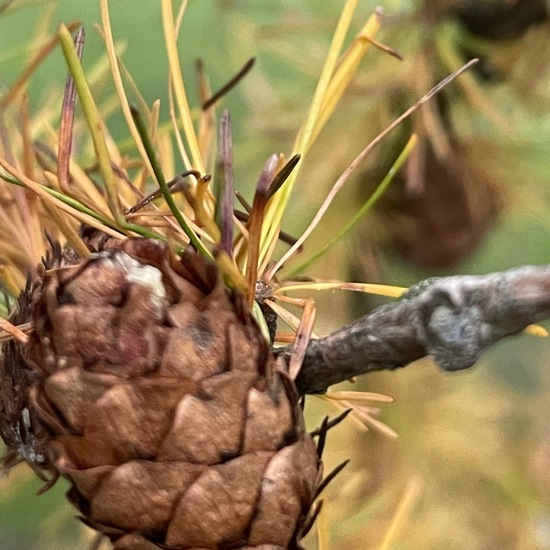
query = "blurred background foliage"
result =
(1, 1, 550, 549)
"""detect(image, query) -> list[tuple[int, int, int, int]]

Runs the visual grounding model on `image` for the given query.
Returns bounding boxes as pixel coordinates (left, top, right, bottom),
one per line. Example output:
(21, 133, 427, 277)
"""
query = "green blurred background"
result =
(1, 1, 550, 548)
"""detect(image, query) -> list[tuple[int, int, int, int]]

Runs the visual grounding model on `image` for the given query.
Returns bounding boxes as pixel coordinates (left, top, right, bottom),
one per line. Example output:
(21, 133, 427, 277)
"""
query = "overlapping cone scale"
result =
(26, 238, 321, 549)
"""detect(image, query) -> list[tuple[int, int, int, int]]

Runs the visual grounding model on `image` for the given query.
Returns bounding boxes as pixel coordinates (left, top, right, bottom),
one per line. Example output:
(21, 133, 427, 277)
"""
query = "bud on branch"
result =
(275, 265, 550, 394)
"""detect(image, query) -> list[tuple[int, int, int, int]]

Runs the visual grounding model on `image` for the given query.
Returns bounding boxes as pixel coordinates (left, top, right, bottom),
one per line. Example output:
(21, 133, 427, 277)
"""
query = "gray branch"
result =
(275, 266, 550, 395)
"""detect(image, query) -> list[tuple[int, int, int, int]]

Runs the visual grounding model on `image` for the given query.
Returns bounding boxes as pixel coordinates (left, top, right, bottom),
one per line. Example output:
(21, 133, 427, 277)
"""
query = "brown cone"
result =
(371, 138, 500, 269)
(25, 238, 321, 549)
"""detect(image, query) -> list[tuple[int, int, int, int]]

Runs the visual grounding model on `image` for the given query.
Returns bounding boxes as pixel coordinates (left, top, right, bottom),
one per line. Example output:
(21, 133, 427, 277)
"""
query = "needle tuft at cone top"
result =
(21, 237, 321, 550)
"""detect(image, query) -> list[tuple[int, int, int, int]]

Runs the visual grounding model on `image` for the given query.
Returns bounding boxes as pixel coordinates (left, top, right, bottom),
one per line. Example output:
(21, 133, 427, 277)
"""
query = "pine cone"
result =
(376, 140, 500, 268)
(25, 238, 321, 549)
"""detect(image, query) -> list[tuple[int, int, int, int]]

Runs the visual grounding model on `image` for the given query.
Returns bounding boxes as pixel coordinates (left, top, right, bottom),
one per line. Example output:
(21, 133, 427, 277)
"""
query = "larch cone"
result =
(24, 238, 321, 549)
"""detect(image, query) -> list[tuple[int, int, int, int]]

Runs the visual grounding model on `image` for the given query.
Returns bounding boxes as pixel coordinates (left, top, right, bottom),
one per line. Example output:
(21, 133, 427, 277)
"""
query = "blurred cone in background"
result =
(451, 0, 549, 41)
(358, 0, 549, 270)
(367, 112, 502, 268)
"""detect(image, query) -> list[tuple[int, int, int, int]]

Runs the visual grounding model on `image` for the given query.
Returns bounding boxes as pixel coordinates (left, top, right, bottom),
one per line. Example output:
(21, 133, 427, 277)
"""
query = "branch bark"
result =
(275, 265, 550, 395)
